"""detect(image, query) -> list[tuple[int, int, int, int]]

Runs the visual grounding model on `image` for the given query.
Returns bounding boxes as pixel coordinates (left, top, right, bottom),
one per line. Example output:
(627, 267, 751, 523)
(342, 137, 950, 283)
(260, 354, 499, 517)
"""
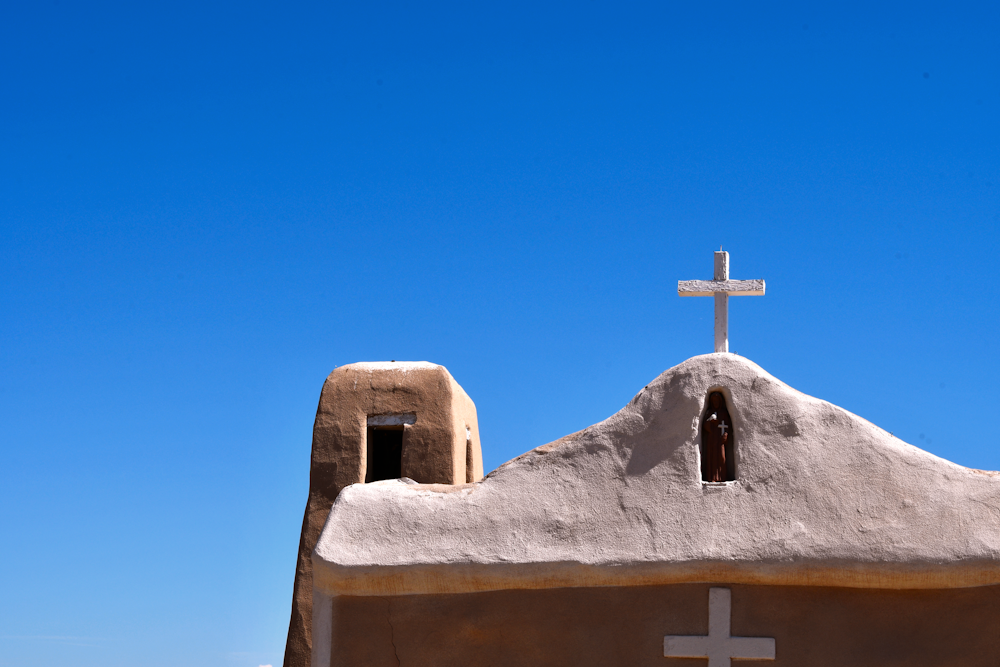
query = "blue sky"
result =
(2, 1, 998, 665)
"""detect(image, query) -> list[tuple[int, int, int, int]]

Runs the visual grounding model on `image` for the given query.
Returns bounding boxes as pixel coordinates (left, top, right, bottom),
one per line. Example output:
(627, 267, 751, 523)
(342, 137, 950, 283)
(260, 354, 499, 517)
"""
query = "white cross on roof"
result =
(678, 250, 765, 353)
(664, 588, 775, 666)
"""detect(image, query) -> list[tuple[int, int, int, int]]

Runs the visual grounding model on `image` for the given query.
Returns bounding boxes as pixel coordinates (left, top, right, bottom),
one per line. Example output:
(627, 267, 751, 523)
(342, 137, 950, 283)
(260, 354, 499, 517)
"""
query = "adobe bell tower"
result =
(283, 361, 483, 667)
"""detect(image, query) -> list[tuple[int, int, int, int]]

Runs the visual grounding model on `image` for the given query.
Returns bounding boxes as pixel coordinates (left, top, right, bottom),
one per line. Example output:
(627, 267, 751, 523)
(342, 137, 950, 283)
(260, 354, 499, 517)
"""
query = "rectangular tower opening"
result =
(365, 426, 403, 482)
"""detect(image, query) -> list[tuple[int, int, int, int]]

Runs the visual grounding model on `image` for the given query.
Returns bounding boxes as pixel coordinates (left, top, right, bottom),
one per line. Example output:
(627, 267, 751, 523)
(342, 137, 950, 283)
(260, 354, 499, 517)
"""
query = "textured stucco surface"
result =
(313, 353, 1000, 596)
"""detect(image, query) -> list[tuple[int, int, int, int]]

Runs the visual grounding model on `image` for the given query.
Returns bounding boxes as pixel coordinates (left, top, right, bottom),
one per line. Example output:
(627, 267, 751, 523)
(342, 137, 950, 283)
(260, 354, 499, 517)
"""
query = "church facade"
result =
(286, 354, 1000, 667)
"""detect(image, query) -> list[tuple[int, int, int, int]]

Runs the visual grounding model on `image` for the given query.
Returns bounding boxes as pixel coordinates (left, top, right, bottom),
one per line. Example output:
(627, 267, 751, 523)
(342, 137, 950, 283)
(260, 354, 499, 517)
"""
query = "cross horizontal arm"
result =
(664, 636, 711, 658)
(677, 279, 765, 297)
(727, 637, 776, 660)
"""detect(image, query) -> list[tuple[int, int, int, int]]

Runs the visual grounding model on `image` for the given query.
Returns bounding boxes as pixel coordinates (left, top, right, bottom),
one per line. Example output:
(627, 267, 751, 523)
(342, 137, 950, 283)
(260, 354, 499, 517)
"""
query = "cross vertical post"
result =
(714, 251, 729, 353)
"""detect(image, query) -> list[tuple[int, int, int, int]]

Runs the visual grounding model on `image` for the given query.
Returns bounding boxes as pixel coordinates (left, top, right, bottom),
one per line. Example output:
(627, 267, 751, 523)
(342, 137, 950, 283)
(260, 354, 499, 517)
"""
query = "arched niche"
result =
(700, 386, 738, 483)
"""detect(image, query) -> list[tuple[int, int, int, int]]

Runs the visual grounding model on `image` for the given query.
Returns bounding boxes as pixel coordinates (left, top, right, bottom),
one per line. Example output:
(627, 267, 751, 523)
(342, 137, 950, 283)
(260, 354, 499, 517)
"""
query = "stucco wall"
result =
(326, 582, 1000, 667)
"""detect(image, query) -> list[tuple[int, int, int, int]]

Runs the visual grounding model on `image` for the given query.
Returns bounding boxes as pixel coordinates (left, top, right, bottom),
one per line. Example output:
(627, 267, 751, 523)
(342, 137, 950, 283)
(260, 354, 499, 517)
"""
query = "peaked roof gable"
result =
(313, 354, 1000, 596)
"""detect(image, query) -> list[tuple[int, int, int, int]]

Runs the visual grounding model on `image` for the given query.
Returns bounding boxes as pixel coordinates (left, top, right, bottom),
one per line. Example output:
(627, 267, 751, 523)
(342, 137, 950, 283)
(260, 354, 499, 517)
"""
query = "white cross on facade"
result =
(718, 420, 728, 436)
(664, 588, 775, 666)
(678, 250, 765, 353)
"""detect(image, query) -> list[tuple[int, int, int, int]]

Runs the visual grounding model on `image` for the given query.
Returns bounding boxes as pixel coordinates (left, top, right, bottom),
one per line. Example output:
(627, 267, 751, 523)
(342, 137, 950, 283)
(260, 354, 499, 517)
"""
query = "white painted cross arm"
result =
(677, 279, 765, 297)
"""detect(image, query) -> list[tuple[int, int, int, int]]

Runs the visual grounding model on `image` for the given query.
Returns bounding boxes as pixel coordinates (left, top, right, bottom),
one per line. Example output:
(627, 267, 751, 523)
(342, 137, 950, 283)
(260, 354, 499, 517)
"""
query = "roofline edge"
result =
(311, 557, 1000, 597)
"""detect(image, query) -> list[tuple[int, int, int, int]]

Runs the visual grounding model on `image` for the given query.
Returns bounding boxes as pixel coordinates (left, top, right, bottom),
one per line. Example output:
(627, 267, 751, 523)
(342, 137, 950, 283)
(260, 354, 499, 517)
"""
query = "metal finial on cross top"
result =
(678, 250, 765, 353)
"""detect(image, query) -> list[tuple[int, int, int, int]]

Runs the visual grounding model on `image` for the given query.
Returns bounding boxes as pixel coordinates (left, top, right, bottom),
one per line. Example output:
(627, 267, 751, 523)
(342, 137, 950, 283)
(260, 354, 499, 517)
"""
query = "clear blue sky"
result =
(2, 1, 998, 665)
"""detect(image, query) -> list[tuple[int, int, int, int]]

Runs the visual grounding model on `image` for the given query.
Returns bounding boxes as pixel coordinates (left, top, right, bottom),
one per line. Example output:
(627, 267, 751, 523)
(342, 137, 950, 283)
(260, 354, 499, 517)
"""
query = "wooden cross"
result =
(678, 250, 765, 353)
(664, 588, 775, 666)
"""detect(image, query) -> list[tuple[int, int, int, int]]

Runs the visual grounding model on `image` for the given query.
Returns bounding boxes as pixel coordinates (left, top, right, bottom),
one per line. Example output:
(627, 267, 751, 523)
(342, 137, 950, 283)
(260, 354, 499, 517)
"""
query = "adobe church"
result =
(284, 252, 1000, 666)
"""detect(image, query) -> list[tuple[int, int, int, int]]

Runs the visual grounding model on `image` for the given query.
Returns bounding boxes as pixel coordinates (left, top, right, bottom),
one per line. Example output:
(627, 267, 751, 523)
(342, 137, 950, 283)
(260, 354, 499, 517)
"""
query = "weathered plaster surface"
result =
(313, 354, 1000, 596)
(349, 361, 440, 372)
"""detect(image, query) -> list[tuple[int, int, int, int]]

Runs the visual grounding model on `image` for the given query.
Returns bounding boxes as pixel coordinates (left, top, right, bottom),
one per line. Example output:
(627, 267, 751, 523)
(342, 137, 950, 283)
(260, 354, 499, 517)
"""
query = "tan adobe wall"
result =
(326, 582, 1000, 666)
